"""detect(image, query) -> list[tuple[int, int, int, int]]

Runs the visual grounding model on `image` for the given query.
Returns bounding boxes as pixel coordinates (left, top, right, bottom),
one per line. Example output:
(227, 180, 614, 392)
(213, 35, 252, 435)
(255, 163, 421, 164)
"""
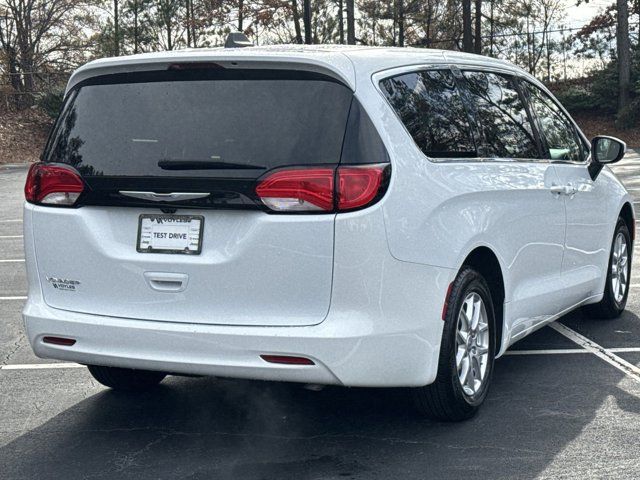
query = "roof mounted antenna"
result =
(225, 32, 254, 48)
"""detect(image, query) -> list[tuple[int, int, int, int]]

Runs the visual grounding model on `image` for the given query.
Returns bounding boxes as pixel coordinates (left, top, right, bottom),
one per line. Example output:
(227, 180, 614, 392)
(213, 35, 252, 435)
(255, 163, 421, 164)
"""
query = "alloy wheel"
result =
(611, 232, 629, 304)
(455, 292, 490, 397)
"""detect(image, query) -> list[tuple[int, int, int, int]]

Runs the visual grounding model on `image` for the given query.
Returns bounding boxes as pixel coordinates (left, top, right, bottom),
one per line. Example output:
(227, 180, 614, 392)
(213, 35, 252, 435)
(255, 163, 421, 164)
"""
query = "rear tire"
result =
(583, 218, 631, 319)
(412, 267, 496, 421)
(87, 365, 166, 391)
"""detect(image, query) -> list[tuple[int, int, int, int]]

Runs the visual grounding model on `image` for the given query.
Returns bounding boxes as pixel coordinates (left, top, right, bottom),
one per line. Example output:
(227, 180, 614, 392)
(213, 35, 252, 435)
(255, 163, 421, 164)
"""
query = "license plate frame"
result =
(136, 214, 204, 255)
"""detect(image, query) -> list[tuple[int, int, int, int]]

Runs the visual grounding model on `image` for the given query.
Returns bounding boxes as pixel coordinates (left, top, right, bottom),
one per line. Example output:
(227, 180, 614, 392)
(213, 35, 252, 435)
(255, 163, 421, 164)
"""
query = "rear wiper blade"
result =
(158, 159, 266, 170)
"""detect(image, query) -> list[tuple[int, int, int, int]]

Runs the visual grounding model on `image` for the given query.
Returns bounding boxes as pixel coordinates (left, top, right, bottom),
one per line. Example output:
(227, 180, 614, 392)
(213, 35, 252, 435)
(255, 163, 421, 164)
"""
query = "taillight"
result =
(337, 166, 385, 211)
(25, 163, 84, 206)
(256, 164, 388, 213)
(255, 168, 335, 212)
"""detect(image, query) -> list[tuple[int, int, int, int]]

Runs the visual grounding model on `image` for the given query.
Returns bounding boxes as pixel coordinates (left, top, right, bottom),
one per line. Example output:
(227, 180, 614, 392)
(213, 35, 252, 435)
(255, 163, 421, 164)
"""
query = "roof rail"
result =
(225, 32, 254, 49)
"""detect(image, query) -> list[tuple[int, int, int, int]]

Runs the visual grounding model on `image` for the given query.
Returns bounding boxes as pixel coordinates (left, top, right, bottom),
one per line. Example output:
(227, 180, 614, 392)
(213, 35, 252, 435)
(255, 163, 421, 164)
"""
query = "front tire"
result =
(87, 365, 166, 391)
(412, 267, 496, 421)
(584, 218, 631, 319)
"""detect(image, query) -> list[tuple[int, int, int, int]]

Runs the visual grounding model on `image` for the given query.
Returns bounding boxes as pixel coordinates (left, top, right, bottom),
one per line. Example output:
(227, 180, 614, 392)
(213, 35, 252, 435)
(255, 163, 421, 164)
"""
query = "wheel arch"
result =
(461, 247, 506, 358)
(619, 202, 635, 244)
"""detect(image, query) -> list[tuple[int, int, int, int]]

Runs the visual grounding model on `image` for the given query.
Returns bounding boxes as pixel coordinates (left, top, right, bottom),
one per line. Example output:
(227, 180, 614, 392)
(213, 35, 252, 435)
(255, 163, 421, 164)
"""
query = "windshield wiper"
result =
(158, 159, 266, 171)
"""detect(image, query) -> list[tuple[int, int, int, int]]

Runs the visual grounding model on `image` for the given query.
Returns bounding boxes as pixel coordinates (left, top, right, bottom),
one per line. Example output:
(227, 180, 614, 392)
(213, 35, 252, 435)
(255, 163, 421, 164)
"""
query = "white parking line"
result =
(0, 259, 24, 263)
(0, 219, 22, 223)
(550, 322, 640, 382)
(610, 347, 640, 353)
(0, 296, 27, 300)
(0, 235, 23, 239)
(0, 363, 83, 370)
(506, 346, 640, 355)
(505, 348, 588, 355)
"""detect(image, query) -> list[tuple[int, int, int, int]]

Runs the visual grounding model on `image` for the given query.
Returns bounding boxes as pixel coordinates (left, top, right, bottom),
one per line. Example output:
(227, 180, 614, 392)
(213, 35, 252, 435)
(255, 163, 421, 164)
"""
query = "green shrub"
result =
(615, 99, 640, 130)
(555, 86, 599, 113)
(589, 64, 620, 113)
(35, 89, 65, 119)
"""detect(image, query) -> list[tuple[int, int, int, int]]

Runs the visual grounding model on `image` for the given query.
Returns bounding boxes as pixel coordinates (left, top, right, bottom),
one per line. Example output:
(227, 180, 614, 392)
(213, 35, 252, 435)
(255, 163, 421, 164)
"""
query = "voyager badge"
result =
(46, 277, 80, 291)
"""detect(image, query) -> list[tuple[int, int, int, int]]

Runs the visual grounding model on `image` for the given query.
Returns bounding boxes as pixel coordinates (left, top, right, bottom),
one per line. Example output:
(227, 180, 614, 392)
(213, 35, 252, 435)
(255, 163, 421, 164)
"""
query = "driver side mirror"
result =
(588, 135, 627, 180)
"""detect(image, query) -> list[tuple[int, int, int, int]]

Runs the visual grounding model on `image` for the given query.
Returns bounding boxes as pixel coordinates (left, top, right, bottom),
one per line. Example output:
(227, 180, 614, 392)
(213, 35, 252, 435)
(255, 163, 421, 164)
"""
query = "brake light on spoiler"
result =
(255, 164, 389, 213)
(25, 163, 85, 206)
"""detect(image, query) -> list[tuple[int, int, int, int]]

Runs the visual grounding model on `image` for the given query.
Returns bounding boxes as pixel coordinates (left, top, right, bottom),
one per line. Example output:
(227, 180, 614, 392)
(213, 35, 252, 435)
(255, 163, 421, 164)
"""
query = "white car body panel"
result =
(23, 45, 634, 386)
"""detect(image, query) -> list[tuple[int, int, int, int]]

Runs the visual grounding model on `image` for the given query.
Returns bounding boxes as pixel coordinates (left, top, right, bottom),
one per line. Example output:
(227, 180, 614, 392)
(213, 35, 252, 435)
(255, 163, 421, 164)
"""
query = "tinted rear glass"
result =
(44, 70, 353, 178)
(379, 70, 476, 158)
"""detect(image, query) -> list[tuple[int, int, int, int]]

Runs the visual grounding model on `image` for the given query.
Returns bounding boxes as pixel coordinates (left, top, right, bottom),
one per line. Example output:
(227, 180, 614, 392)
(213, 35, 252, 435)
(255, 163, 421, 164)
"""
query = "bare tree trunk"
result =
(165, 8, 173, 50)
(474, 0, 481, 53)
(303, 0, 312, 44)
(392, 2, 397, 45)
(19, 50, 35, 106)
(489, 0, 494, 55)
(185, 0, 191, 47)
(425, 0, 432, 47)
(190, 0, 196, 47)
(9, 52, 21, 92)
(617, 0, 631, 112)
(526, 14, 532, 72)
(133, 1, 139, 53)
(114, 0, 120, 56)
(238, 0, 244, 31)
(397, 0, 404, 47)
(4, 46, 22, 98)
(372, 0, 378, 44)
(531, 20, 536, 74)
(346, 0, 355, 44)
(338, 0, 344, 43)
(562, 30, 567, 81)
(463, 0, 473, 52)
(545, 33, 551, 82)
(291, 0, 303, 43)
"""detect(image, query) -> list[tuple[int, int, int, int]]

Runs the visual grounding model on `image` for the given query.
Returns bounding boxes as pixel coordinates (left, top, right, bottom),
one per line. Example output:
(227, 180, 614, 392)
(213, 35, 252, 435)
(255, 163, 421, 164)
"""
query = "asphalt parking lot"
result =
(2, 153, 640, 479)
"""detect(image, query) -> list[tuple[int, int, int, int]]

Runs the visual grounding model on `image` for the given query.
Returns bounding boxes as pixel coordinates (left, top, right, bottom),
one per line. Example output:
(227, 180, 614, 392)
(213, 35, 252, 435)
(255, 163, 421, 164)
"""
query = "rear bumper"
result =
(25, 296, 441, 387)
(23, 203, 455, 387)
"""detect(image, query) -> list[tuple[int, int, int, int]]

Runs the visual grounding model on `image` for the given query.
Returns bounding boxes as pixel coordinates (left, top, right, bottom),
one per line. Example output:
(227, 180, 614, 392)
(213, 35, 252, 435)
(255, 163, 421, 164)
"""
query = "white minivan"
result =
(23, 44, 633, 421)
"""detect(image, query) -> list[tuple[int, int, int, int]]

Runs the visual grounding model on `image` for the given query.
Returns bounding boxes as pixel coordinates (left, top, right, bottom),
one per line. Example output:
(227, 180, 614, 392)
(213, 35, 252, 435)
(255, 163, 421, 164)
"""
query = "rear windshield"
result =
(44, 70, 353, 178)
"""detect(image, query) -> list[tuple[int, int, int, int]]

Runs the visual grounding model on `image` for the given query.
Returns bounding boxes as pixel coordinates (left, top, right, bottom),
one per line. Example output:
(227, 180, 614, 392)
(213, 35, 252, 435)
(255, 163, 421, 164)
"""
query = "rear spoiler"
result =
(66, 51, 356, 94)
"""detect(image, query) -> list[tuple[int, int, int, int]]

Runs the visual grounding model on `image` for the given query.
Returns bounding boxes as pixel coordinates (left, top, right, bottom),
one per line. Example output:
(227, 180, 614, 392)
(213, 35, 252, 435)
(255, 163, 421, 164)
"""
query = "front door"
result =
(522, 80, 611, 307)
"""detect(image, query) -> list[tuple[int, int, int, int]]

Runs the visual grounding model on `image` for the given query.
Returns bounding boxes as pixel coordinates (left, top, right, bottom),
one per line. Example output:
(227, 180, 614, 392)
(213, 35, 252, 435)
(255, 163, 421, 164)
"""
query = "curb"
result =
(0, 164, 31, 171)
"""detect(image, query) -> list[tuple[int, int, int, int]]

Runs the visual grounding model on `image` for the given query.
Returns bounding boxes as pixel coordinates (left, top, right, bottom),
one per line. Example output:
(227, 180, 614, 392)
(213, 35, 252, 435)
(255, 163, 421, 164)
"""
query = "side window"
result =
(380, 70, 476, 158)
(523, 82, 585, 162)
(460, 71, 539, 159)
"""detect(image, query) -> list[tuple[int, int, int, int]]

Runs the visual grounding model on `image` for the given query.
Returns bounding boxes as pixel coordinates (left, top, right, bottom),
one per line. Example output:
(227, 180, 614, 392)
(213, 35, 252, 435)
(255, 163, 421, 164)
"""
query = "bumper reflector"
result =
(42, 336, 76, 346)
(260, 355, 315, 365)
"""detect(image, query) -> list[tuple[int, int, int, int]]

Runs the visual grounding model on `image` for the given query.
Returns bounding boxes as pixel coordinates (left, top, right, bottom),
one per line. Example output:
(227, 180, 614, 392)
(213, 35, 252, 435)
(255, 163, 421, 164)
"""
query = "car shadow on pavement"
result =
(2, 318, 640, 479)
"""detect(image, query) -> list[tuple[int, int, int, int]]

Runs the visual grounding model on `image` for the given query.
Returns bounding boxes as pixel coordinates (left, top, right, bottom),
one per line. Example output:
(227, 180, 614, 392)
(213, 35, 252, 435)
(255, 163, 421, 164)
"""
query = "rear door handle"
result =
(550, 184, 576, 196)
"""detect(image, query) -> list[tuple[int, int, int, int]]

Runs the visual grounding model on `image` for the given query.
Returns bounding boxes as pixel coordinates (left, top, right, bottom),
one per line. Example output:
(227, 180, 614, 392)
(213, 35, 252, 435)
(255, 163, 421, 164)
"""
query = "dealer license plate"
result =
(136, 215, 204, 254)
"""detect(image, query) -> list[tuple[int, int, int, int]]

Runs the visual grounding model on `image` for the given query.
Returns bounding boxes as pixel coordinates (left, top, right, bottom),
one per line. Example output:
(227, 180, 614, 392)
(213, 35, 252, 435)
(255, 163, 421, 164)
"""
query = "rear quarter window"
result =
(379, 70, 477, 158)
